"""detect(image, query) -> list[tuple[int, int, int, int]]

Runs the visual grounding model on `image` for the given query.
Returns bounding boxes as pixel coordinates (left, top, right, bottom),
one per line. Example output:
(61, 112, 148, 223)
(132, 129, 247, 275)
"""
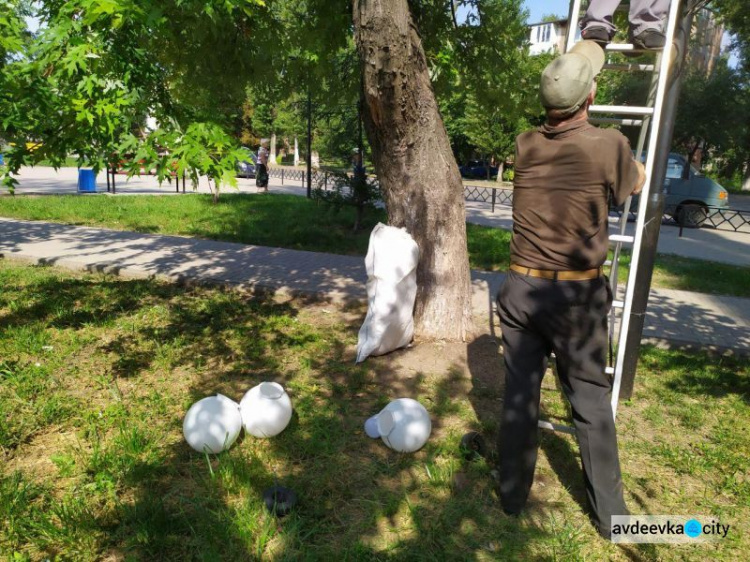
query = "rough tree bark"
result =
(353, 0, 473, 340)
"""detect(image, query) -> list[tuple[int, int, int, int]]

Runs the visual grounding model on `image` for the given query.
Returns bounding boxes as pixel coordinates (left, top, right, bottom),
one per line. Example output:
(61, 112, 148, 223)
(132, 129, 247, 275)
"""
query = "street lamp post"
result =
(358, 73, 364, 167)
(306, 91, 312, 199)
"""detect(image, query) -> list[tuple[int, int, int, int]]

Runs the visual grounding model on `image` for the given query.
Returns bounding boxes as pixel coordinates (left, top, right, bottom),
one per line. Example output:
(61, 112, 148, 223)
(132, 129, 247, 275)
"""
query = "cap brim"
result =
(569, 40, 605, 76)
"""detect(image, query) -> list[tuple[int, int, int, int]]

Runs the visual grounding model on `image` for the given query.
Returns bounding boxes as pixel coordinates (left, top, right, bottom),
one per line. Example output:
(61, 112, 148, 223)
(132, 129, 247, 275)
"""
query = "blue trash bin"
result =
(77, 169, 97, 193)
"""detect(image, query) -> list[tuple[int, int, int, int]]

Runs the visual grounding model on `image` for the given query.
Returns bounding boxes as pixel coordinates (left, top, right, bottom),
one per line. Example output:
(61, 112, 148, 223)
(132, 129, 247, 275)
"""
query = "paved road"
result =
(1, 217, 748, 355)
(4, 166, 750, 267)
(729, 192, 750, 212)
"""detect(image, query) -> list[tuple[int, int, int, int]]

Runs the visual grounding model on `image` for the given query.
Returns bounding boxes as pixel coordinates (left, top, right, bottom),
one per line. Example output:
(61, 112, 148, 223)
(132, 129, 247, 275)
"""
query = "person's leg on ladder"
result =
(629, 0, 669, 49)
(580, 0, 621, 45)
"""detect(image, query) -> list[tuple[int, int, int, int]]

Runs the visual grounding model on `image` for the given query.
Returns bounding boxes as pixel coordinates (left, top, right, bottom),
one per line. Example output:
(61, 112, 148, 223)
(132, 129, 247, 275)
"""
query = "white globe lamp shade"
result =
(376, 398, 431, 453)
(183, 394, 243, 454)
(240, 382, 293, 438)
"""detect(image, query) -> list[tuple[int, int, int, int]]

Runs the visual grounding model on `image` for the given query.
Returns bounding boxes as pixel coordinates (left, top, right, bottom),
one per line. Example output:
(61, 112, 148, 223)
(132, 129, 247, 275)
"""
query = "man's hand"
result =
(632, 160, 646, 195)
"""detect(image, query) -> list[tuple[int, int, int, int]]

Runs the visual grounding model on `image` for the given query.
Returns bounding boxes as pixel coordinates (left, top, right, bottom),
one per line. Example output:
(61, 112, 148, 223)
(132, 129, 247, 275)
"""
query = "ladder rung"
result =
(605, 43, 642, 52)
(590, 105, 654, 116)
(589, 117, 644, 127)
(603, 63, 655, 72)
(538, 420, 576, 435)
(605, 366, 615, 375)
(613, 300, 625, 308)
(609, 234, 635, 243)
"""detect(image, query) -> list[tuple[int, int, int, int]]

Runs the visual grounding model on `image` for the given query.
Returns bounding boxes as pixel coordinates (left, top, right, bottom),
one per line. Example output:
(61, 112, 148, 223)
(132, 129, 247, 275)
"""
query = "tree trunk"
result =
(270, 132, 277, 165)
(354, 0, 473, 341)
(743, 163, 750, 192)
(294, 137, 300, 167)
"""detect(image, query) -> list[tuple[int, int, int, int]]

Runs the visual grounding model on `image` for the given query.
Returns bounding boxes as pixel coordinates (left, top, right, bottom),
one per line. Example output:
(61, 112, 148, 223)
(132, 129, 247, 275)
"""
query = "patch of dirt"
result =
(4, 428, 79, 492)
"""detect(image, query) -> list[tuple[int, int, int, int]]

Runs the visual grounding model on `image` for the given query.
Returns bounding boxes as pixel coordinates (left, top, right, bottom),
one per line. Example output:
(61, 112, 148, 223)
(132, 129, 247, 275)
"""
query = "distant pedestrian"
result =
(581, 0, 669, 50)
(352, 149, 366, 178)
(257, 140, 269, 191)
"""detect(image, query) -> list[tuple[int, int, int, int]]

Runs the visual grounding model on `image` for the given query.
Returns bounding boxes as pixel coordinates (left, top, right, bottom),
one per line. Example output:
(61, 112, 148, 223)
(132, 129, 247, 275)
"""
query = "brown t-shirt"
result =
(510, 119, 640, 271)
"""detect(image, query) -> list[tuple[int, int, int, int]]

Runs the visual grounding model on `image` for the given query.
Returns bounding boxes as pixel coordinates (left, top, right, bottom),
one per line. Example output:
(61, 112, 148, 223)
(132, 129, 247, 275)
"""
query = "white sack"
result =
(356, 223, 419, 363)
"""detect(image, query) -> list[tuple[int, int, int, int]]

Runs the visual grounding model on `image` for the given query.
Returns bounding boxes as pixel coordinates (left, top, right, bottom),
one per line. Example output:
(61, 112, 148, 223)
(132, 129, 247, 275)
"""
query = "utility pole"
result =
(619, 1, 694, 399)
(358, 73, 364, 166)
(306, 91, 312, 199)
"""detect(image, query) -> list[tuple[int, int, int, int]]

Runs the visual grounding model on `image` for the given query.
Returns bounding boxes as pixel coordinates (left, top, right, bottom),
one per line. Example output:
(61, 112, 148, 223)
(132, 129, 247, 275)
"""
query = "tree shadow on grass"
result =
(131, 292, 560, 558)
(7, 263, 685, 559)
(658, 350, 750, 406)
(0, 274, 167, 331)
(0, 266, 556, 560)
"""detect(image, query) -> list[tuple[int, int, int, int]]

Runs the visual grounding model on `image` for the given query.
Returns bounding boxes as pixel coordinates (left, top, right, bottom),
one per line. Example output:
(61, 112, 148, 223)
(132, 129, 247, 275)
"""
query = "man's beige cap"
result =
(539, 40, 606, 113)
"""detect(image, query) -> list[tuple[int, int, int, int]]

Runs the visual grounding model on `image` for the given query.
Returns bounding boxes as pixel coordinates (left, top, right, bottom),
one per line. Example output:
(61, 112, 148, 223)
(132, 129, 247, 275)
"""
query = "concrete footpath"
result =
(1, 217, 748, 355)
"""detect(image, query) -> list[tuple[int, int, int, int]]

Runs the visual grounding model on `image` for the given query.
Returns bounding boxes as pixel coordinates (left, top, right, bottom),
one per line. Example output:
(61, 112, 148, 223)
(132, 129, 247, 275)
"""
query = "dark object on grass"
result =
(460, 431, 488, 461)
(263, 485, 297, 517)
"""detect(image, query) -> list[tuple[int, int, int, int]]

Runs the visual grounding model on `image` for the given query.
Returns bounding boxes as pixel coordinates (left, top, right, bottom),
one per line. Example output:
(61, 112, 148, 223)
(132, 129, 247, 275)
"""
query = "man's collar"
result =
(538, 118, 592, 138)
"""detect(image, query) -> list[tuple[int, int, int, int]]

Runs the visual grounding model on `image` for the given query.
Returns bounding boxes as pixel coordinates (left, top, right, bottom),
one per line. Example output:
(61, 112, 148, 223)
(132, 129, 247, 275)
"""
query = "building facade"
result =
(528, 19, 569, 55)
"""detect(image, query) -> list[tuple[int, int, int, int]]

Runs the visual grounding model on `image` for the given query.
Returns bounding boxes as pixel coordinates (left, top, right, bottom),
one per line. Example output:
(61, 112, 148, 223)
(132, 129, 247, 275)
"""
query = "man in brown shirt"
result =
(496, 41, 644, 539)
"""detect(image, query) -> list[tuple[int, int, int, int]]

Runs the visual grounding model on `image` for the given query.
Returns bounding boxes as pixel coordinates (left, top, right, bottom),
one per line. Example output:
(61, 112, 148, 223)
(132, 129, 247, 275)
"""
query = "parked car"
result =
(236, 148, 257, 179)
(459, 160, 499, 179)
(627, 152, 729, 227)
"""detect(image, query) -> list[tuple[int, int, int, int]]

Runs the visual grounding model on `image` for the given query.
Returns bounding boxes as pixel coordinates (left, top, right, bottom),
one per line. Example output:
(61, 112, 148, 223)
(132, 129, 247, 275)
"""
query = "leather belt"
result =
(510, 264, 602, 281)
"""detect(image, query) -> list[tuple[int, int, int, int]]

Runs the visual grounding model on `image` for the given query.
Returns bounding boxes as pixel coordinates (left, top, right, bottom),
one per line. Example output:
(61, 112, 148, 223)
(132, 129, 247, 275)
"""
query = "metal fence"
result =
(268, 167, 308, 184)
(268, 167, 339, 190)
(613, 206, 750, 234)
(463, 184, 514, 212)
(462, 187, 750, 234)
(267, 166, 750, 235)
(677, 207, 750, 234)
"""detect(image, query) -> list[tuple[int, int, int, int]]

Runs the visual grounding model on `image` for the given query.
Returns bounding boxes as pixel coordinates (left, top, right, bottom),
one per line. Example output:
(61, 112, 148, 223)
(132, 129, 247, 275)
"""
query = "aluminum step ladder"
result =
(537, 0, 684, 435)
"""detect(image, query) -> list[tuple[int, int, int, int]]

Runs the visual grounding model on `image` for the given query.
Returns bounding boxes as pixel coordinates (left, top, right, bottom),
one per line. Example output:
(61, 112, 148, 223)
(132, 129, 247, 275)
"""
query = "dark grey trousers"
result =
(495, 270, 627, 534)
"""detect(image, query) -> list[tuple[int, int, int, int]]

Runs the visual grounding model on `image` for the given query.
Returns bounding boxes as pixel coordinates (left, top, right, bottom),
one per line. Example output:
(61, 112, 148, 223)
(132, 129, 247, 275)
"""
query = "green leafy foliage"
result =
(1, 0, 547, 194)
(422, 1, 548, 165)
(3, 0, 749, 196)
(713, 0, 750, 69)
(674, 60, 749, 165)
(0, 0, 272, 194)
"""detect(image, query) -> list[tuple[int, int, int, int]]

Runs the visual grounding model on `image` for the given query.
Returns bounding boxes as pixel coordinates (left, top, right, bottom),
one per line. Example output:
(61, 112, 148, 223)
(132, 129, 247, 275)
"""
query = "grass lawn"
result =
(0, 193, 749, 298)
(0, 261, 748, 560)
